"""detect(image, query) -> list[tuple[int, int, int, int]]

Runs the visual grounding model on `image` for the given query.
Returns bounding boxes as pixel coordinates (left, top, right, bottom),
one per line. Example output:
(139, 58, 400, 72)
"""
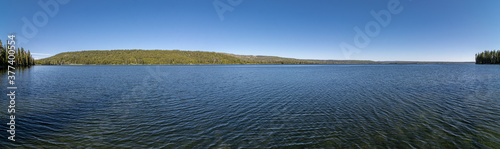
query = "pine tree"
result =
(20, 47, 24, 66)
(27, 50, 31, 65)
(16, 48, 20, 66)
(476, 50, 500, 64)
(0, 40, 4, 66)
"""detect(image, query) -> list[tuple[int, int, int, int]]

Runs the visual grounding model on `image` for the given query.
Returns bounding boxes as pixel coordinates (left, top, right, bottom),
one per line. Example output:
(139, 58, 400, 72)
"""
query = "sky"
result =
(0, 0, 499, 61)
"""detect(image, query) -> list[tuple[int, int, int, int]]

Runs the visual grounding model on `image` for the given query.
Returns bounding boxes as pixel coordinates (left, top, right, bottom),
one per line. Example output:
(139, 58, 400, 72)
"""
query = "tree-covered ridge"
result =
(0, 40, 35, 67)
(475, 50, 500, 64)
(36, 50, 247, 65)
(230, 54, 375, 64)
(35, 49, 378, 65)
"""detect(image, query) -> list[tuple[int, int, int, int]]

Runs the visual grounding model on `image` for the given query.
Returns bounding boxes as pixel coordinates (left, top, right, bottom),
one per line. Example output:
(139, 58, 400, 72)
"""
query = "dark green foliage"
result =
(0, 40, 4, 66)
(36, 50, 248, 65)
(0, 40, 35, 67)
(475, 50, 500, 64)
(35, 49, 378, 65)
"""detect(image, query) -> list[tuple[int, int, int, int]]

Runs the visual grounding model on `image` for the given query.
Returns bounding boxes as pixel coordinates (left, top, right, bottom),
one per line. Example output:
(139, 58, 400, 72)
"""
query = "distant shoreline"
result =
(33, 61, 474, 66)
(34, 49, 475, 65)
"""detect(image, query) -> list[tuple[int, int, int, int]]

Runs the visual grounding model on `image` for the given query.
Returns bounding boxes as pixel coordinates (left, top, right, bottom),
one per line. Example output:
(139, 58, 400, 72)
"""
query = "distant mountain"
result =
(35, 50, 377, 65)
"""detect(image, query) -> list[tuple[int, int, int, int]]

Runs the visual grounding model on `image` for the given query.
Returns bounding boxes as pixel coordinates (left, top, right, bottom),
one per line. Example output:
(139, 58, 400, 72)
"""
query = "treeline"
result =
(36, 50, 249, 65)
(35, 49, 378, 65)
(0, 40, 35, 67)
(475, 50, 500, 64)
(231, 54, 375, 64)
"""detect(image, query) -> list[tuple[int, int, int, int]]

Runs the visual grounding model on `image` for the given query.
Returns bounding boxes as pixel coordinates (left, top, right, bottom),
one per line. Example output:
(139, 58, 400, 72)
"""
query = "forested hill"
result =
(35, 50, 376, 65)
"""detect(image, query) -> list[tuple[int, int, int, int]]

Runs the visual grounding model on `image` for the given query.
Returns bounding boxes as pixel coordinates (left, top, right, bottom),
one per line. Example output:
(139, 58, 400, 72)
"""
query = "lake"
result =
(1, 64, 499, 148)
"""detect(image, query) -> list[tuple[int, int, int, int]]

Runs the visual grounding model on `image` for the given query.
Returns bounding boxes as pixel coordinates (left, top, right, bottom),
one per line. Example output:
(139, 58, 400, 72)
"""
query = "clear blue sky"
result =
(1, 0, 499, 61)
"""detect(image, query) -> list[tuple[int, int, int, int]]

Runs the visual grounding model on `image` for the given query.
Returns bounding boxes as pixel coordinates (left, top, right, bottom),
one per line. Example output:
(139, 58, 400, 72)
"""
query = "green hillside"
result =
(36, 50, 247, 65)
(35, 49, 376, 65)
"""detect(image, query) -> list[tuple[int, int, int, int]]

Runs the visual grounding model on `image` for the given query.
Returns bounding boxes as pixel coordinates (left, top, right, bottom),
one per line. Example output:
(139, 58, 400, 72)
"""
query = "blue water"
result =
(1, 64, 499, 148)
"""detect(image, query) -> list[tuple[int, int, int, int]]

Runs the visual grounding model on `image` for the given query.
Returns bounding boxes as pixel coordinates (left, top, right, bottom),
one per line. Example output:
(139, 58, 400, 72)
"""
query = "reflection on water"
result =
(0, 64, 499, 148)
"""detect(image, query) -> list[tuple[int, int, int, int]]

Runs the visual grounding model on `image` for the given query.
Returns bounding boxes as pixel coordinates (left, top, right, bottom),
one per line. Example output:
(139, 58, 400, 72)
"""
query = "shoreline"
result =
(32, 62, 475, 66)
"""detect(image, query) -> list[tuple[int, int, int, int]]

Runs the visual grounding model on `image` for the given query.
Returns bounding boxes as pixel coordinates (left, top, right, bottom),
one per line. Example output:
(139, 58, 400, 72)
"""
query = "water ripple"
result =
(1, 64, 499, 148)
